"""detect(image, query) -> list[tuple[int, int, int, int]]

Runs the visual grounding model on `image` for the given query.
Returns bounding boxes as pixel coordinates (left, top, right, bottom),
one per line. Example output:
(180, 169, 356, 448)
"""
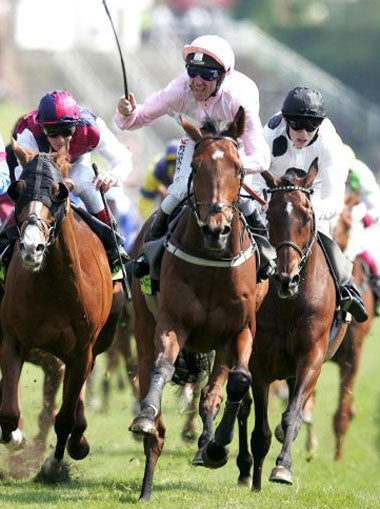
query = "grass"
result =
(0, 319, 379, 508)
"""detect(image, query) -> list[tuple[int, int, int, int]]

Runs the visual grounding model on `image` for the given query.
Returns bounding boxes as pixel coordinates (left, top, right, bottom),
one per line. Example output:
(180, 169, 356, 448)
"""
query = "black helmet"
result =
(281, 87, 326, 118)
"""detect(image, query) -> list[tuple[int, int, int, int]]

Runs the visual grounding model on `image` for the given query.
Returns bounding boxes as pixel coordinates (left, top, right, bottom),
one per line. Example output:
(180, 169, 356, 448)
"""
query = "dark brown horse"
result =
(130, 107, 261, 500)
(0, 144, 116, 482)
(236, 162, 349, 490)
(301, 190, 375, 461)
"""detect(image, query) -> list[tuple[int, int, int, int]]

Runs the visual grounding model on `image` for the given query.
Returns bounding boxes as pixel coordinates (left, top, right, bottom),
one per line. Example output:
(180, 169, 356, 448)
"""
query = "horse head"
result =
(262, 158, 318, 299)
(180, 107, 245, 252)
(8, 142, 73, 272)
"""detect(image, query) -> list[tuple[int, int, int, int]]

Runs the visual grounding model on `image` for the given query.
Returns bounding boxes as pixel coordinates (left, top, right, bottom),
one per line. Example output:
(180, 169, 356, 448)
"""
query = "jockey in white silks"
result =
(250, 86, 368, 323)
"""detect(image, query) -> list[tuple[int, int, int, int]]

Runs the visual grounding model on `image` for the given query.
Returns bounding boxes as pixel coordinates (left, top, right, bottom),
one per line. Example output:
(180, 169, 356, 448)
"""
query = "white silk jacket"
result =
(252, 114, 348, 230)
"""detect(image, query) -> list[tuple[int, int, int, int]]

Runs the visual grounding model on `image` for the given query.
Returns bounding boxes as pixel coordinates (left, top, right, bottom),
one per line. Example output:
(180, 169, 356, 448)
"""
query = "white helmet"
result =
(183, 35, 235, 74)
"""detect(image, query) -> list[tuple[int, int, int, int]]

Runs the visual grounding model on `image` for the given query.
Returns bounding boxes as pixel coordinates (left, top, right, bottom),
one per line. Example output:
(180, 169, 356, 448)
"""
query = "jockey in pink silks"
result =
(115, 34, 276, 281)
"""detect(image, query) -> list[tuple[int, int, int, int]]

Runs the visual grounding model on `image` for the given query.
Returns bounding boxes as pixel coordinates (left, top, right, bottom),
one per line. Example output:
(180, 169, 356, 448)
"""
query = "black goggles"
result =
(285, 116, 323, 132)
(43, 125, 76, 138)
(186, 64, 222, 81)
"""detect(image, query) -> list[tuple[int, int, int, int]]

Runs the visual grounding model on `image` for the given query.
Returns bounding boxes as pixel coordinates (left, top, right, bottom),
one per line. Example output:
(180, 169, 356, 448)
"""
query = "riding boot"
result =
(245, 209, 277, 282)
(145, 208, 170, 242)
(318, 232, 368, 323)
(93, 209, 131, 280)
(0, 224, 19, 282)
(132, 208, 169, 279)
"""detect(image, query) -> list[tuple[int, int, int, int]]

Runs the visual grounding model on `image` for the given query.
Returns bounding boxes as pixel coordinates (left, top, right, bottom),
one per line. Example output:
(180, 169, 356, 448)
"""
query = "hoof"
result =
(201, 440, 229, 469)
(191, 448, 204, 467)
(34, 456, 70, 484)
(269, 465, 293, 485)
(129, 416, 155, 435)
(274, 423, 285, 443)
(237, 475, 252, 487)
(67, 435, 90, 460)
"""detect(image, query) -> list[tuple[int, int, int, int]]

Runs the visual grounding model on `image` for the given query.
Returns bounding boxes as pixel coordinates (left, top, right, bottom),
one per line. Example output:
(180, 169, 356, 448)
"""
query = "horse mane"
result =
(200, 117, 239, 139)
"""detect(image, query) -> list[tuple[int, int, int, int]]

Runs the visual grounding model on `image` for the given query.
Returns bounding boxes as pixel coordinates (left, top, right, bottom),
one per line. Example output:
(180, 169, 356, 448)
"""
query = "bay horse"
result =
(130, 107, 262, 500)
(236, 162, 349, 489)
(0, 144, 116, 482)
(301, 189, 375, 461)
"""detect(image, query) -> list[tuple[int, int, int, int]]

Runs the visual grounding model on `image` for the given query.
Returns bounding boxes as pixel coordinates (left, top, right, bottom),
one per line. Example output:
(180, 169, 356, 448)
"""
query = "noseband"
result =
(187, 135, 244, 226)
(267, 184, 317, 274)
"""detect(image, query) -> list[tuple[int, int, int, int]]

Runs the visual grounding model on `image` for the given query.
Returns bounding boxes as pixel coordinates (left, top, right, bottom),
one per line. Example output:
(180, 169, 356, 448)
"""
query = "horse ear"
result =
(53, 182, 69, 203)
(180, 115, 202, 143)
(12, 140, 36, 167)
(261, 169, 280, 188)
(230, 106, 245, 138)
(8, 180, 26, 202)
(304, 157, 318, 187)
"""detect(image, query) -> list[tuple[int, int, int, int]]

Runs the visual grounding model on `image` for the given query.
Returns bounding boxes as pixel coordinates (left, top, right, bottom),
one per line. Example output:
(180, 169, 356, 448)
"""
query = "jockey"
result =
(342, 144, 380, 311)
(115, 34, 276, 281)
(1, 90, 134, 280)
(251, 86, 368, 322)
(138, 139, 178, 221)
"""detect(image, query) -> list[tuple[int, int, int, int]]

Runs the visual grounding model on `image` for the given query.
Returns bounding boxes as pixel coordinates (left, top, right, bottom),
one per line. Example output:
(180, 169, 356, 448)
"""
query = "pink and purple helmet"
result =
(37, 90, 80, 126)
(183, 35, 235, 74)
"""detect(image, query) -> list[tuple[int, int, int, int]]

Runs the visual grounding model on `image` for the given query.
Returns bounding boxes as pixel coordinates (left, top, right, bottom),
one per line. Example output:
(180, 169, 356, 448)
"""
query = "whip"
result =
(102, 0, 129, 97)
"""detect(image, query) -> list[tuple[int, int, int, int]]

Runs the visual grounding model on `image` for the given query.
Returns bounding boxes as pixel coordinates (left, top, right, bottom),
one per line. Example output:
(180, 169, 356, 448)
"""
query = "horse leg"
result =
(192, 358, 228, 466)
(28, 351, 64, 455)
(251, 380, 271, 491)
(269, 363, 322, 485)
(35, 352, 92, 483)
(181, 381, 199, 443)
(302, 391, 318, 461)
(202, 328, 253, 469)
(333, 340, 363, 461)
(0, 339, 25, 448)
(67, 382, 90, 460)
(236, 390, 253, 486)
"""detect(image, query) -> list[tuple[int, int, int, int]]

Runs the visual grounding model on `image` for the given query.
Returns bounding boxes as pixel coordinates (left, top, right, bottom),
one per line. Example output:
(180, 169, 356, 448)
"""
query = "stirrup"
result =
(257, 260, 276, 282)
(132, 254, 150, 279)
(340, 289, 368, 323)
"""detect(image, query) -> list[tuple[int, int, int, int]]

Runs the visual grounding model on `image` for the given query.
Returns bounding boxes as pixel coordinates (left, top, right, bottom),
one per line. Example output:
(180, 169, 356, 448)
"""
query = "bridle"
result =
(267, 183, 317, 274)
(186, 135, 245, 227)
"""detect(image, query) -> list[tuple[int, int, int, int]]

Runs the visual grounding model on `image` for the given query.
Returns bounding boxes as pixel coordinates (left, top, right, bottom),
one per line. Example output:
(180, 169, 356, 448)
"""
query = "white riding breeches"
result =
(69, 154, 104, 214)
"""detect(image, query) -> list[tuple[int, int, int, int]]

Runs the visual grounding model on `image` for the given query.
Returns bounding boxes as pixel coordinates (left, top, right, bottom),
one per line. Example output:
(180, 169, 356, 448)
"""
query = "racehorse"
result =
(0, 143, 116, 482)
(235, 162, 349, 489)
(301, 189, 375, 461)
(130, 107, 261, 500)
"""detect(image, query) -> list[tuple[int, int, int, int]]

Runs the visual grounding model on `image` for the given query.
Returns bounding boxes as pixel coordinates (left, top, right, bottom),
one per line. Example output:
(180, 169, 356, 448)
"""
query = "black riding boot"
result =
(318, 232, 368, 323)
(245, 209, 277, 282)
(132, 209, 169, 279)
(145, 208, 170, 242)
(0, 225, 19, 282)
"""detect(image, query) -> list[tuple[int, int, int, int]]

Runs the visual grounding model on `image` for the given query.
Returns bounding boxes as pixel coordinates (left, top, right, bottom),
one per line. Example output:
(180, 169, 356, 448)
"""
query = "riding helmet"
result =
(281, 87, 326, 118)
(183, 34, 235, 74)
(37, 90, 80, 126)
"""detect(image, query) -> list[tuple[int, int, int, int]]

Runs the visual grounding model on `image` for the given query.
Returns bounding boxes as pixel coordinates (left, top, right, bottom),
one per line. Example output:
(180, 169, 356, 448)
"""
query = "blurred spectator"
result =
(138, 139, 178, 220)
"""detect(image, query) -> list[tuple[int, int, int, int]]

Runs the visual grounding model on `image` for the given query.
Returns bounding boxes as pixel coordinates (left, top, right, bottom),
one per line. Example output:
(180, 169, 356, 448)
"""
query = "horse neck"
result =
(53, 209, 83, 275)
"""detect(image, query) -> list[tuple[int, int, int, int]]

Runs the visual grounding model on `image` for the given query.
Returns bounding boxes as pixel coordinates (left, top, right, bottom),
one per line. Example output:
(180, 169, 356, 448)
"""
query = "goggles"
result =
(285, 116, 323, 132)
(43, 125, 76, 138)
(186, 64, 222, 81)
